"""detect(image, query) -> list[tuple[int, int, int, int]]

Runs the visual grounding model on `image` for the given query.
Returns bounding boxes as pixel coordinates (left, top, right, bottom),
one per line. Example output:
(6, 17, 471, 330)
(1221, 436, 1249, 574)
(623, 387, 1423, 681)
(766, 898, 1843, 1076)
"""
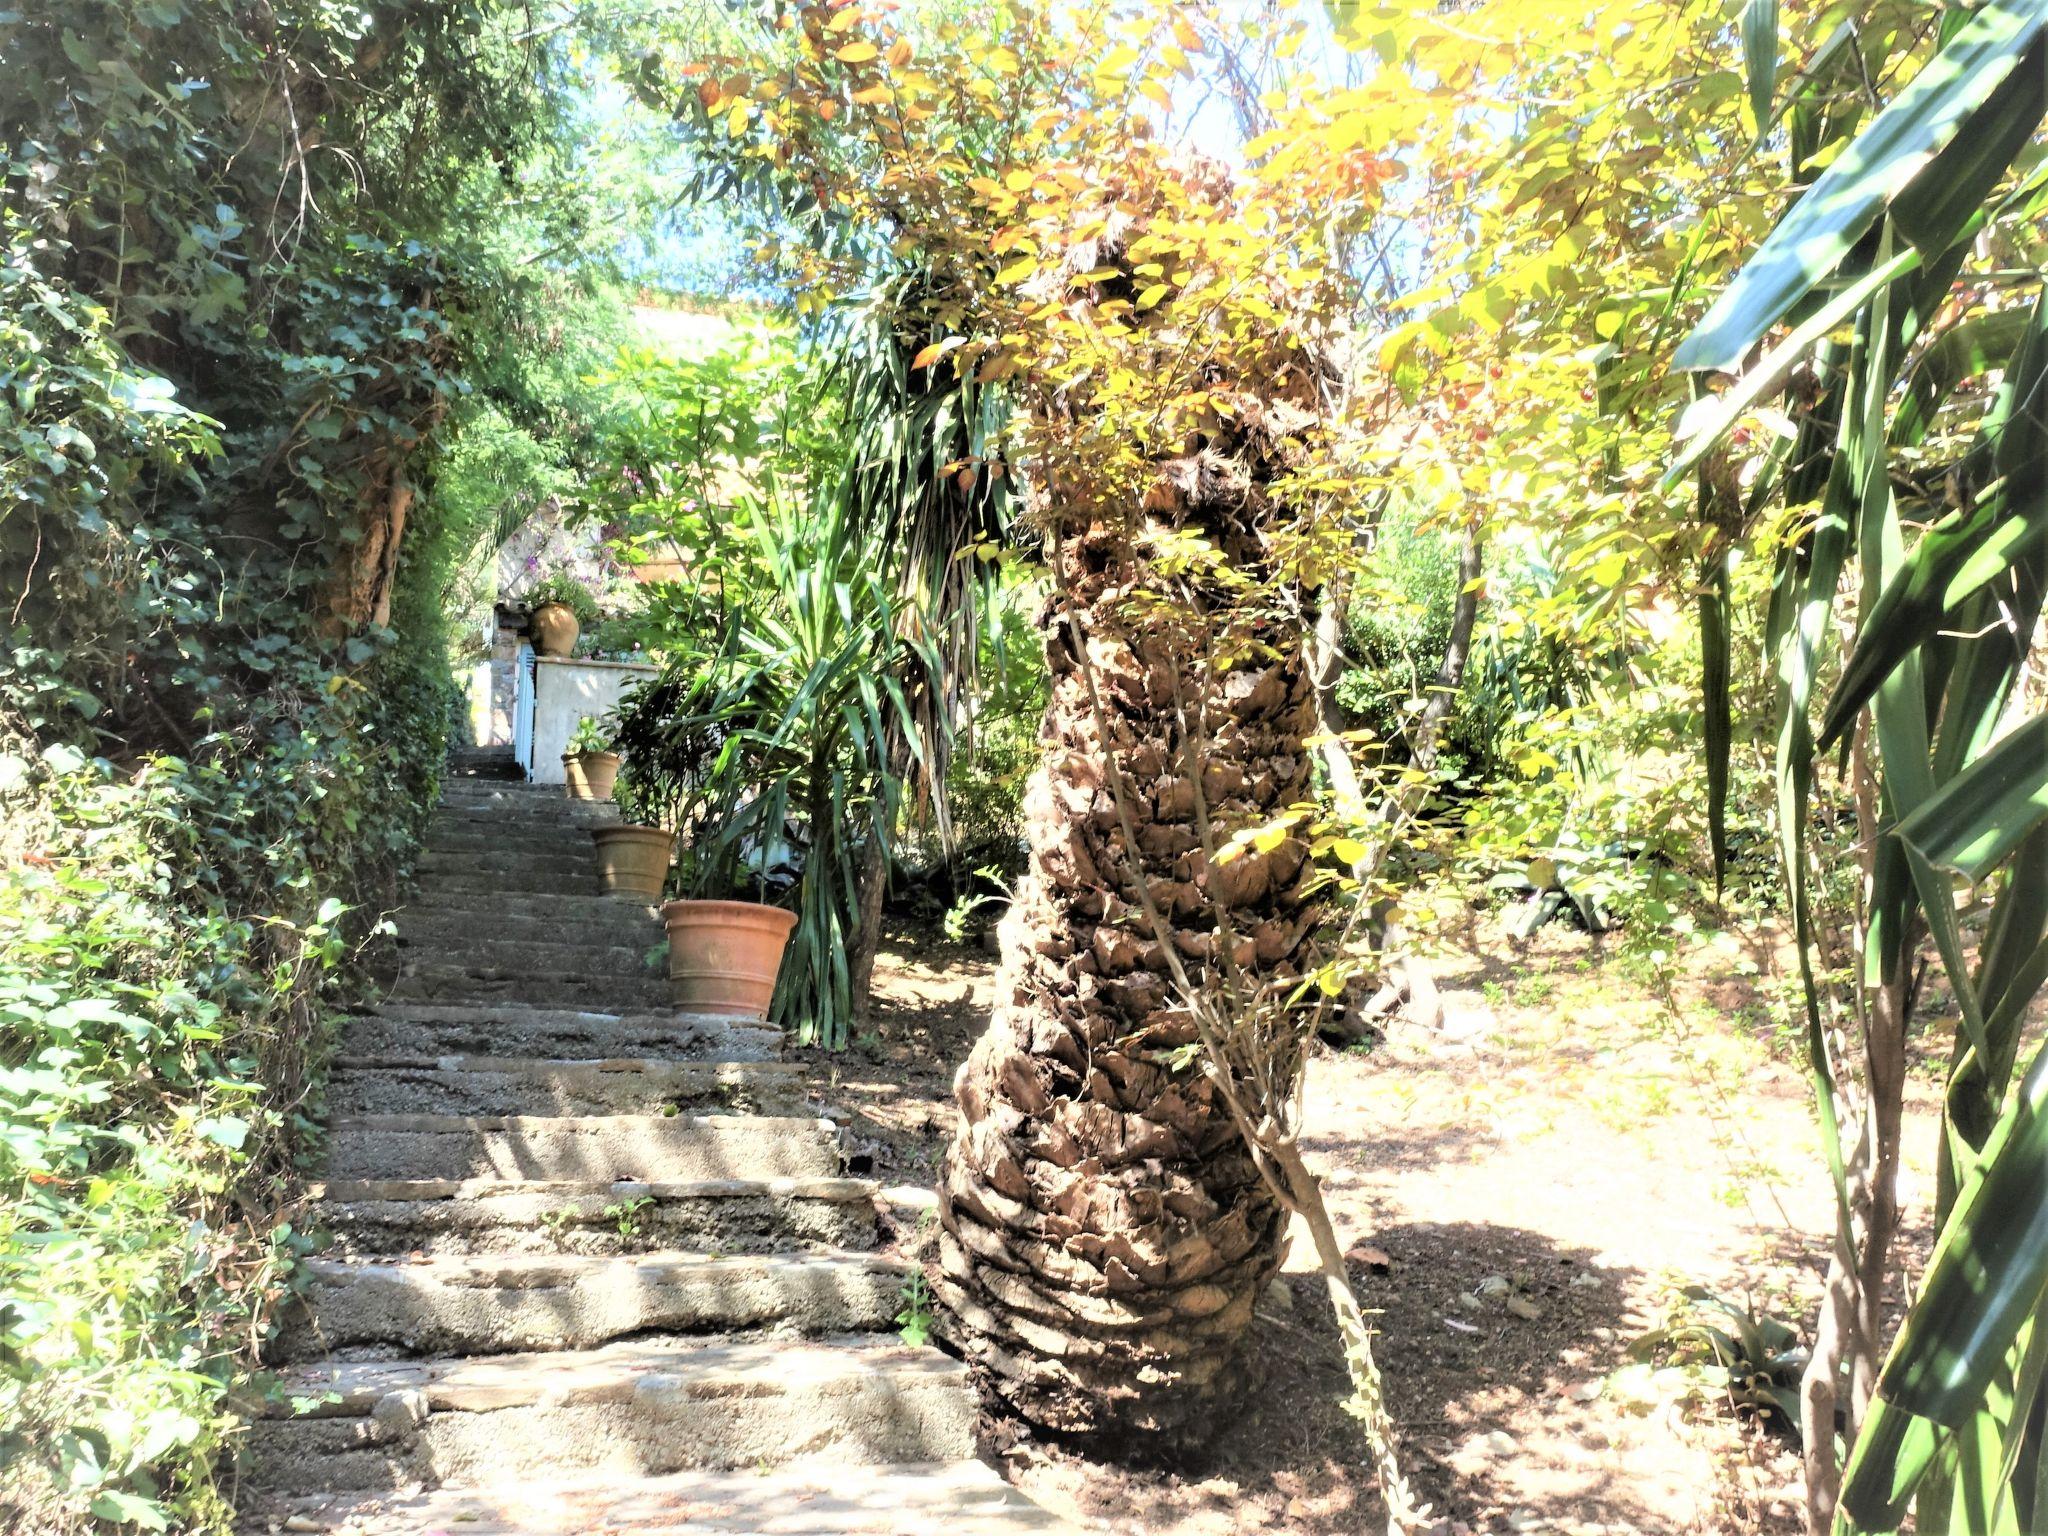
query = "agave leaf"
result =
(1879, 1038, 2048, 1427)
(1824, 292, 2048, 746)
(1893, 714, 2048, 883)
(1843, 1395, 1946, 1530)
(1666, 242, 1919, 484)
(1741, 0, 1779, 133)
(1674, 0, 2046, 373)
(1894, 305, 2035, 450)
(1992, 1319, 2048, 1529)
(1982, 892, 2048, 1056)
(1699, 549, 1733, 895)
(1892, 37, 2048, 259)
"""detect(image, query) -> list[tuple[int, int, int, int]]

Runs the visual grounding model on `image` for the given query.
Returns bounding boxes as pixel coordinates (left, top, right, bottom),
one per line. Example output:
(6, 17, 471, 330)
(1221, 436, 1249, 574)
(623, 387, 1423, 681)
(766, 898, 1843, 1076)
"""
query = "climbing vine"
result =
(0, 3, 576, 1528)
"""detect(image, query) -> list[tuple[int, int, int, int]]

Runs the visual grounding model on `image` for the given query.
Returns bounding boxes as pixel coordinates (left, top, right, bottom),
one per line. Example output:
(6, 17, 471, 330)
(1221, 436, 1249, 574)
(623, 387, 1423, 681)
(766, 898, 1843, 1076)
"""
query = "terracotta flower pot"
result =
(660, 899, 797, 1020)
(531, 601, 579, 657)
(591, 825, 673, 900)
(562, 750, 620, 801)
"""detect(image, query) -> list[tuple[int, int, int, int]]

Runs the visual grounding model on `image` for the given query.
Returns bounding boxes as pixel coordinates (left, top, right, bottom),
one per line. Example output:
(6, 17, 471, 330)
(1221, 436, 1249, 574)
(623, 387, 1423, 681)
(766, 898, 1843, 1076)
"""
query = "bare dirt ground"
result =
(797, 909, 1945, 1536)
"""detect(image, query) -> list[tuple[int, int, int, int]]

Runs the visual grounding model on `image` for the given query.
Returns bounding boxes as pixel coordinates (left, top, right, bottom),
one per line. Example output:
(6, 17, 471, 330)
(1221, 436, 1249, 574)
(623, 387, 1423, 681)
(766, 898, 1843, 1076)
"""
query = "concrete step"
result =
(341, 1003, 778, 1062)
(320, 1113, 841, 1184)
(388, 964, 671, 1011)
(245, 1335, 978, 1491)
(279, 1248, 910, 1358)
(326, 1056, 804, 1118)
(394, 932, 665, 977)
(310, 1175, 883, 1259)
(240, 1460, 1063, 1534)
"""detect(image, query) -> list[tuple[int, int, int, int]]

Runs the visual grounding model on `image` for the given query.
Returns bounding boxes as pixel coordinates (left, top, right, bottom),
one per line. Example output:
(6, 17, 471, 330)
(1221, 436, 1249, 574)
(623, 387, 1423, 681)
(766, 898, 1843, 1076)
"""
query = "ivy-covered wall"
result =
(0, 5, 570, 1529)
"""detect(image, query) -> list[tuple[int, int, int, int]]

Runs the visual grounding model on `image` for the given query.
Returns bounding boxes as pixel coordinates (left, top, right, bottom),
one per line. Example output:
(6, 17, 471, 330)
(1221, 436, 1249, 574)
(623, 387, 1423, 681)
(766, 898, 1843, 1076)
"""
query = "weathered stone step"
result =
(398, 893, 665, 938)
(240, 1460, 1063, 1534)
(320, 1112, 841, 1184)
(434, 787, 619, 812)
(388, 964, 670, 1011)
(397, 901, 655, 937)
(436, 782, 589, 806)
(246, 1336, 978, 1491)
(426, 811, 605, 842)
(342, 1003, 777, 1063)
(394, 933, 664, 978)
(416, 848, 624, 882)
(414, 867, 608, 899)
(327, 1056, 802, 1118)
(426, 814, 621, 844)
(311, 1175, 882, 1258)
(423, 825, 612, 859)
(437, 781, 613, 807)
(444, 750, 524, 783)
(280, 1249, 909, 1358)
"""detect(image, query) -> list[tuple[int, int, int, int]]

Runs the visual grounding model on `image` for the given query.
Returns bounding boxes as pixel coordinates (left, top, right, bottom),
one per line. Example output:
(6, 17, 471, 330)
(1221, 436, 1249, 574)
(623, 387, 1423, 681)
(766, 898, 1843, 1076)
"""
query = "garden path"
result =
(237, 758, 1057, 1534)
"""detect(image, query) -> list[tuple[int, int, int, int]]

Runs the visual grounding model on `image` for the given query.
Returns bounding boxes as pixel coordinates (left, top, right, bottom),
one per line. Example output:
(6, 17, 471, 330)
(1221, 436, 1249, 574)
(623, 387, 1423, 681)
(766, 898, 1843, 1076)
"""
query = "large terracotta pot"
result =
(661, 899, 797, 1020)
(591, 825, 672, 900)
(562, 751, 619, 802)
(531, 601, 579, 657)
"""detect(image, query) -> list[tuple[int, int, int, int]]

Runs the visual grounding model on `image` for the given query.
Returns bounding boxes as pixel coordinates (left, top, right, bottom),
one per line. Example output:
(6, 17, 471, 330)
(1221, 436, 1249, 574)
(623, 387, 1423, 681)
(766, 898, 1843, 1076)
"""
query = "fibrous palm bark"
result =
(935, 396, 1325, 1442)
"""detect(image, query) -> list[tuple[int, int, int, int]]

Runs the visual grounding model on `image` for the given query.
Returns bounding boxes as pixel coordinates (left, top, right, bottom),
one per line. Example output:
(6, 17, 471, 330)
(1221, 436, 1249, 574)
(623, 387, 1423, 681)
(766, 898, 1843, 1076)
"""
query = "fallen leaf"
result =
(1347, 1243, 1393, 1273)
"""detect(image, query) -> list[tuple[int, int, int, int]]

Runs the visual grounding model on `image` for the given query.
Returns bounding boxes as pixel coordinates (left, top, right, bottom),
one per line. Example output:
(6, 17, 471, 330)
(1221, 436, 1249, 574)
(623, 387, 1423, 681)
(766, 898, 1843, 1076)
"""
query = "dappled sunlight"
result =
(9, 0, 2043, 1532)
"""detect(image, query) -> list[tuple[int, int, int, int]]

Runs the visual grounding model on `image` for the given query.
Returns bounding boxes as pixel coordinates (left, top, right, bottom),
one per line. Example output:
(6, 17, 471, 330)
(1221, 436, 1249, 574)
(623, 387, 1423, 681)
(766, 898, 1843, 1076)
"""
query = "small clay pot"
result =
(591, 824, 673, 900)
(562, 750, 620, 801)
(531, 601, 579, 657)
(661, 900, 798, 1020)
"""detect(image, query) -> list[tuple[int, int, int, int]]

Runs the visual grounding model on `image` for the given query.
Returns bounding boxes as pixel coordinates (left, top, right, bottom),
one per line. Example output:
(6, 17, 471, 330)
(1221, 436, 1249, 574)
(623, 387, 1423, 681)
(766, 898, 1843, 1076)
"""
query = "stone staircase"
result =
(242, 761, 1060, 1534)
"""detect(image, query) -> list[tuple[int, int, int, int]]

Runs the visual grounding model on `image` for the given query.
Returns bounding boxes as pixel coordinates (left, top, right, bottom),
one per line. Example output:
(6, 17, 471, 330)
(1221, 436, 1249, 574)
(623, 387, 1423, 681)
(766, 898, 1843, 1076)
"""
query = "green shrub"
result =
(0, 641, 451, 1532)
(1335, 507, 1500, 781)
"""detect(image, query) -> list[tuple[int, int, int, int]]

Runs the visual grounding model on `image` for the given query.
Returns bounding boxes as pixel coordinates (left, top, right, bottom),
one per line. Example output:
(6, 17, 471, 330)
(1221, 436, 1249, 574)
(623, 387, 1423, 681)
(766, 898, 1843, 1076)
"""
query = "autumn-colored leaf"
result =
(911, 336, 966, 370)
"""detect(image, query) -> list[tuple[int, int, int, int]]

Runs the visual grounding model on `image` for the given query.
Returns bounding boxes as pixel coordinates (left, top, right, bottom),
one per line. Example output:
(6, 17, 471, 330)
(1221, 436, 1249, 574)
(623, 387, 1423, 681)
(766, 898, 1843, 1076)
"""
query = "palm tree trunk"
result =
(849, 734, 910, 1028)
(935, 405, 1324, 1443)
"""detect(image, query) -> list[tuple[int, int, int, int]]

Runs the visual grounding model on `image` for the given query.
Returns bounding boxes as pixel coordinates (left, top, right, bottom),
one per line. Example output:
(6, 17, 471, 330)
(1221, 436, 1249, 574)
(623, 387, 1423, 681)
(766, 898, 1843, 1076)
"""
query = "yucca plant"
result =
(1672, 5, 2048, 1530)
(615, 493, 945, 1047)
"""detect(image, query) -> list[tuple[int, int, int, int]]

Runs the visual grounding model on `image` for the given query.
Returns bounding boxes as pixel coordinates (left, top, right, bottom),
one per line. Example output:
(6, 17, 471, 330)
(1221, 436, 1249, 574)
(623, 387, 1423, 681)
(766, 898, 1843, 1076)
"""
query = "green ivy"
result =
(0, 2, 574, 1528)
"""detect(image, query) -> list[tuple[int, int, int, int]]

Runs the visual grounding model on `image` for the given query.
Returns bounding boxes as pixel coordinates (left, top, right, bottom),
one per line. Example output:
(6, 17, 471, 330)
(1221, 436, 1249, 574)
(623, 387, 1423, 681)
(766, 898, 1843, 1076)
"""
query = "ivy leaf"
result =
(89, 1490, 170, 1531)
(195, 1116, 248, 1150)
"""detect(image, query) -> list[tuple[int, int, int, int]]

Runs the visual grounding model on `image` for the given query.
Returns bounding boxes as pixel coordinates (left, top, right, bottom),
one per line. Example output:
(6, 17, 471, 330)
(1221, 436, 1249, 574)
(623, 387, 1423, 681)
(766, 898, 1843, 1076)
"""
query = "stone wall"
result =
(525, 656, 658, 783)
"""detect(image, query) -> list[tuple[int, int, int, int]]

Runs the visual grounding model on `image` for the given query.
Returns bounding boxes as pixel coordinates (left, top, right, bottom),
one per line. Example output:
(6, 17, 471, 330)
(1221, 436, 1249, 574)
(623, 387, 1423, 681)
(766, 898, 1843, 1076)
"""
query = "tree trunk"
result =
(1407, 516, 1481, 773)
(935, 402, 1324, 1443)
(1308, 567, 1365, 812)
(1799, 725, 1914, 1532)
(850, 732, 913, 1028)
